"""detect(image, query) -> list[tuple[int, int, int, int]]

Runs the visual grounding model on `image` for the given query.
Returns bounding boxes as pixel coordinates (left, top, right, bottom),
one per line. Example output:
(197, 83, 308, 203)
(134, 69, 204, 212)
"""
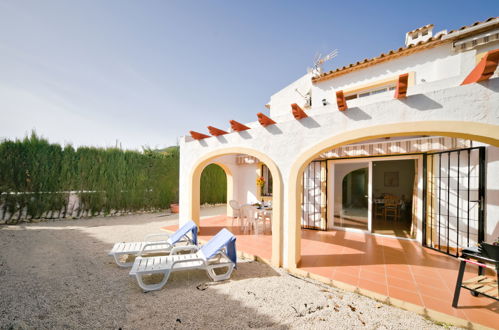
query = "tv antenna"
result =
(310, 49, 338, 76)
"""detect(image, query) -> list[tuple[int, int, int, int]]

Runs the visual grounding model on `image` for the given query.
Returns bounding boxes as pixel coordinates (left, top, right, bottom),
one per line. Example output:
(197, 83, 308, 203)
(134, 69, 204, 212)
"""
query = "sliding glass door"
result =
(333, 162, 370, 231)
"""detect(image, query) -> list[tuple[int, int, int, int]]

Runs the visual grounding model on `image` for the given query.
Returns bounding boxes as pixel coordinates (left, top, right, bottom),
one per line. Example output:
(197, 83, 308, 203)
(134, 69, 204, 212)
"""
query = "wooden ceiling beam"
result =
(207, 126, 228, 136)
(257, 112, 276, 127)
(229, 120, 250, 132)
(291, 103, 308, 120)
(462, 48, 499, 85)
(394, 73, 409, 99)
(190, 130, 210, 140)
(336, 90, 348, 111)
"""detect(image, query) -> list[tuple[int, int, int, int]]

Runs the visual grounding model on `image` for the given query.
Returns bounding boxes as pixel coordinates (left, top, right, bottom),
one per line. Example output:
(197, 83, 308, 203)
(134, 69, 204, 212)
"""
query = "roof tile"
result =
(312, 17, 498, 83)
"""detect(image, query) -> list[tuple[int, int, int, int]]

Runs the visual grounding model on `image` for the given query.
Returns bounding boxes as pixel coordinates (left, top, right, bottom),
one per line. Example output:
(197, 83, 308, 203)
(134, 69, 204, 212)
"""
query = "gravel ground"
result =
(0, 207, 458, 329)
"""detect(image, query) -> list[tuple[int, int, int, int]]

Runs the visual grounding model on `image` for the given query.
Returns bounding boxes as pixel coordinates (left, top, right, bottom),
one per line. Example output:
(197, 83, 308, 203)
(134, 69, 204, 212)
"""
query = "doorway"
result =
(333, 162, 369, 231)
(328, 156, 421, 238)
(372, 159, 416, 238)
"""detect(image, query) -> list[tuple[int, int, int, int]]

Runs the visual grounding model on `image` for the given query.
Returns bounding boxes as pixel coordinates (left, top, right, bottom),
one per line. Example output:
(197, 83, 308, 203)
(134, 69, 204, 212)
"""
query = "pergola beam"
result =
(395, 73, 409, 99)
(461, 49, 499, 85)
(336, 90, 348, 111)
(291, 103, 308, 120)
(257, 112, 276, 127)
(207, 126, 228, 136)
(229, 120, 250, 132)
(190, 130, 210, 140)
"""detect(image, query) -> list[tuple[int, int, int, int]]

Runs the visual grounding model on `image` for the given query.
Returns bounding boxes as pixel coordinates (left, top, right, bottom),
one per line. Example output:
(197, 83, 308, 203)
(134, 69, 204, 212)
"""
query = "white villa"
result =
(178, 16, 499, 276)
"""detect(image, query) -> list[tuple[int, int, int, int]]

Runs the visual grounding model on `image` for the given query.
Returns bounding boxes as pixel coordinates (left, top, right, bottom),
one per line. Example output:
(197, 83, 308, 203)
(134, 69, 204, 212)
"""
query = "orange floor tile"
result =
(162, 215, 272, 261)
(162, 215, 499, 328)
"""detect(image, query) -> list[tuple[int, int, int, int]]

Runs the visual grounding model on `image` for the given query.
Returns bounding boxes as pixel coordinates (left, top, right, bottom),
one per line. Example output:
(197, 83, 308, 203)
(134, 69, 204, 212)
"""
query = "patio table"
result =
(452, 246, 499, 307)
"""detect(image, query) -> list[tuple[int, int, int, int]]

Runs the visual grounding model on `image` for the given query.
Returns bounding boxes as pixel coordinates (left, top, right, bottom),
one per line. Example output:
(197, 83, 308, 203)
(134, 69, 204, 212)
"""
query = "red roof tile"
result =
(313, 17, 499, 83)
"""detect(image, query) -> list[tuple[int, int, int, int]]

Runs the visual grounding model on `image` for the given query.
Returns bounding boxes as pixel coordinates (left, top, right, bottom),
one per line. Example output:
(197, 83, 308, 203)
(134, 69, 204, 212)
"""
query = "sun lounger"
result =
(129, 228, 237, 291)
(108, 220, 198, 267)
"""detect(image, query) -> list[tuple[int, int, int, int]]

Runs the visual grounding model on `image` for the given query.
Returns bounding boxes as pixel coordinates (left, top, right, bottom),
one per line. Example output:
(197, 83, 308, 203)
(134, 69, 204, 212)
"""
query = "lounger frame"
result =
(129, 246, 234, 291)
(108, 233, 193, 267)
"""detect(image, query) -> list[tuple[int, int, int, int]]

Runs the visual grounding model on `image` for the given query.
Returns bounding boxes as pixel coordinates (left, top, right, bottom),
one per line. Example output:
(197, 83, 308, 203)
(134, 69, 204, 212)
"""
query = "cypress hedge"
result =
(200, 164, 227, 204)
(0, 133, 227, 224)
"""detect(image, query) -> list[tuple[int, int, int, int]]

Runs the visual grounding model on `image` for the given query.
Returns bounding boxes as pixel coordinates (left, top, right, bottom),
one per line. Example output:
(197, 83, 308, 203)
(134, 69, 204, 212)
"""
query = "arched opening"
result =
(289, 121, 499, 269)
(200, 163, 228, 204)
(288, 121, 499, 323)
(187, 148, 283, 266)
(200, 162, 233, 218)
(340, 167, 369, 230)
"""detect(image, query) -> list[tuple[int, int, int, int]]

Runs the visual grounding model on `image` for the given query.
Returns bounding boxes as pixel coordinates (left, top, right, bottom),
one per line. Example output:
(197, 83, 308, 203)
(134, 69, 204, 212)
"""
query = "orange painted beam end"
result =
(461, 49, 499, 85)
(190, 130, 210, 140)
(257, 112, 276, 127)
(394, 73, 409, 99)
(207, 126, 228, 136)
(229, 120, 250, 132)
(336, 90, 348, 111)
(291, 103, 308, 120)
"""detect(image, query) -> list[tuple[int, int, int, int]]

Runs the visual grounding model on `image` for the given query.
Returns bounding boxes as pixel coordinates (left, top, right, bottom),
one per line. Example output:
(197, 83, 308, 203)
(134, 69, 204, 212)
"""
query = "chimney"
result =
(405, 24, 434, 47)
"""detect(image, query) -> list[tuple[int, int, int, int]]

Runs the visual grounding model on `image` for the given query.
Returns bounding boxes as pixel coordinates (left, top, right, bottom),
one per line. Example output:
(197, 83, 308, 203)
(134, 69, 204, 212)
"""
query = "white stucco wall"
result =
(209, 155, 259, 207)
(312, 44, 473, 111)
(234, 164, 259, 205)
(180, 77, 499, 267)
(308, 40, 499, 114)
(268, 73, 313, 117)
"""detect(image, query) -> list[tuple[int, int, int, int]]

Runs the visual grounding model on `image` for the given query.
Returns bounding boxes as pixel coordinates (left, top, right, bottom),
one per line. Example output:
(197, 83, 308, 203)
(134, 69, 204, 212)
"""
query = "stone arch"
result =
(287, 121, 499, 268)
(188, 147, 283, 266)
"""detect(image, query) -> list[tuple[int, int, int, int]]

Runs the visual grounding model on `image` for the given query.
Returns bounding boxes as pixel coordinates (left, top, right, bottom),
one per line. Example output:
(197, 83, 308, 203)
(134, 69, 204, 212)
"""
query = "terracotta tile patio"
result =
(163, 215, 498, 328)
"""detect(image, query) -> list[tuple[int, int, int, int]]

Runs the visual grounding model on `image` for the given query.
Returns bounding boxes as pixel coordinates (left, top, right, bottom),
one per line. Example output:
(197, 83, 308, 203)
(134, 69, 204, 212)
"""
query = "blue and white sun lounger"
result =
(129, 228, 237, 291)
(108, 220, 198, 267)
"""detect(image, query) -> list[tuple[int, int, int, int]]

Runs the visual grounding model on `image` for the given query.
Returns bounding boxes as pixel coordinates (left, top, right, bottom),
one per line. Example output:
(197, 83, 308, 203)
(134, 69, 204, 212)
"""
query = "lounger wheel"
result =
(471, 291, 480, 297)
(135, 271, 171, 292)
(206, 263, 234, 282)
(114, 254, 134, 268)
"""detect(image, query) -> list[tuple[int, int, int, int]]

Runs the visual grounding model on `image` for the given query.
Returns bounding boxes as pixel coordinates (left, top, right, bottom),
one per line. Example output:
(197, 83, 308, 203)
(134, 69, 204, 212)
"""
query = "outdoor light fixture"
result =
(322, 98, 328, 106)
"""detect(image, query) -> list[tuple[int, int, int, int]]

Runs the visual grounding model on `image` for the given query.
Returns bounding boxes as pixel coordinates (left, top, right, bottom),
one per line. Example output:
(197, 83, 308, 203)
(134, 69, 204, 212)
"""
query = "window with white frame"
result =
(345, 85, 396, 101)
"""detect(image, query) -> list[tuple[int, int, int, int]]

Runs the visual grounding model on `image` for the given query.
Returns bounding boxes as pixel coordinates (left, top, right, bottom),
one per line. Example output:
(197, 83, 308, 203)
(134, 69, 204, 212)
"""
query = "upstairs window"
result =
(345, 85, 396, 101)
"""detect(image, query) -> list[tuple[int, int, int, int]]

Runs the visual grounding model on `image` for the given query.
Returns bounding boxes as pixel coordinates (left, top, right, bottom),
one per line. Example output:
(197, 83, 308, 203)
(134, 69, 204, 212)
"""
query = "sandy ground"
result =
(0, 206, 458, 330)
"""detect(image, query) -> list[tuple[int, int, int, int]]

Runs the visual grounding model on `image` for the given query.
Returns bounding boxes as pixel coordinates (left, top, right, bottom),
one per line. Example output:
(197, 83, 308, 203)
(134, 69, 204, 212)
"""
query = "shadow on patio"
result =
(166, 215, 499, 329)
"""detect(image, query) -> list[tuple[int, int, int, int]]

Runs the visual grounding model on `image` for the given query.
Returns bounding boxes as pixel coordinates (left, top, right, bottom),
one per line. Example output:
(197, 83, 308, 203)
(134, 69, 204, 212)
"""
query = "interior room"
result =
(372, 159, 416, 238)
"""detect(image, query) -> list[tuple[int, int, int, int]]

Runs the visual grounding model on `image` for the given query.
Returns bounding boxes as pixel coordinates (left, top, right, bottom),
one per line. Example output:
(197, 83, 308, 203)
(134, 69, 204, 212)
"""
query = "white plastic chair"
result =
(240, 205, 258, 234)
(229, 200, 241, 227)
(258, 209, 272, 234)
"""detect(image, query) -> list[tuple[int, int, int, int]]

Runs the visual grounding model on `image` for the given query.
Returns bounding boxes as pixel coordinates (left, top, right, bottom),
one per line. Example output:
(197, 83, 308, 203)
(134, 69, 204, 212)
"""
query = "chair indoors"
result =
(384, 198, 400, 222)
(374, 202, 385, 221)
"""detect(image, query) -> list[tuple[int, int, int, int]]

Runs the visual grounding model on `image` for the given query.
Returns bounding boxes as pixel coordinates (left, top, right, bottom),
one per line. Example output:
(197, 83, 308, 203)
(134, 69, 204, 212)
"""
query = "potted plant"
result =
(256, 176, 265, 197)
(170, 188, 179, 213)
(170, 203, 179, 213)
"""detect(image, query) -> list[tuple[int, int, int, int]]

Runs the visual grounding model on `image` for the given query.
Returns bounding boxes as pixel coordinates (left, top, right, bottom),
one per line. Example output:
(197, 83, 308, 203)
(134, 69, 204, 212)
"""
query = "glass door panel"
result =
(334, 162, 369, 230)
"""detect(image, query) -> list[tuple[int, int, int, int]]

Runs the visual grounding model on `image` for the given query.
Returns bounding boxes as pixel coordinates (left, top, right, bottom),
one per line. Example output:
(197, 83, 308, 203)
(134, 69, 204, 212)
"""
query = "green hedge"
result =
(0, 133, 226, 223)
(200, 164, 227, 204)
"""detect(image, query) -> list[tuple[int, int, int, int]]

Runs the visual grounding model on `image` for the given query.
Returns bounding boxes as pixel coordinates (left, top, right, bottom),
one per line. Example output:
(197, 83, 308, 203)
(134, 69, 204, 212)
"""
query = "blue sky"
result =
(1, 1, 497, 150)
